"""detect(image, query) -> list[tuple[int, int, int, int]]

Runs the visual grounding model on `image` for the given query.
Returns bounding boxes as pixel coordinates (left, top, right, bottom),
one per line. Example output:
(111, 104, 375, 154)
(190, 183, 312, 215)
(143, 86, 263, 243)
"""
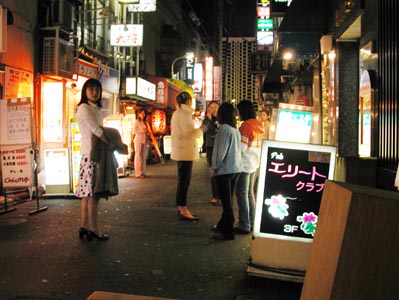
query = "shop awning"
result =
(277, 0, 329, 54)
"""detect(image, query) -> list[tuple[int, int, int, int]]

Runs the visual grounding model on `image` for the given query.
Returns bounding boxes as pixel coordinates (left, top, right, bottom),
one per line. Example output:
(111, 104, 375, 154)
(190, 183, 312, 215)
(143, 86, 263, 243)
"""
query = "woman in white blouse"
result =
(75, 78, 112, 241)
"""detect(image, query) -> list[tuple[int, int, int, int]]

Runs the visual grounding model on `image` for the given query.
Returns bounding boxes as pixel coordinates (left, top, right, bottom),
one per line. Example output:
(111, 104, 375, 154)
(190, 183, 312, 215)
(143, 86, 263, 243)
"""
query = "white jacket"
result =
(171, 104, 202, 161)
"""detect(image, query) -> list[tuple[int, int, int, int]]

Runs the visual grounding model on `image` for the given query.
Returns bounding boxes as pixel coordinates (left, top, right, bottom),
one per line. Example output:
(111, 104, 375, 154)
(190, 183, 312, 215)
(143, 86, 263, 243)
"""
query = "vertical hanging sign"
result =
(204, 56, 214, 100)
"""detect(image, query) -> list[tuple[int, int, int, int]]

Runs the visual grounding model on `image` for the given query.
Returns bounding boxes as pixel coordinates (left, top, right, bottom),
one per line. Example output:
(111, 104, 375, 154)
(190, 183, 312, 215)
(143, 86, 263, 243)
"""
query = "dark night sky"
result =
(187, 0, 256, 38)
(223, 0, 257, 37)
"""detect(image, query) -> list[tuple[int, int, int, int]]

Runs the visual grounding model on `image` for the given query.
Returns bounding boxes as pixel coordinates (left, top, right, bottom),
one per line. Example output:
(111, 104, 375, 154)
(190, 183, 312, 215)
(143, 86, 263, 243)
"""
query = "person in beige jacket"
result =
(171, 92, 206, 221)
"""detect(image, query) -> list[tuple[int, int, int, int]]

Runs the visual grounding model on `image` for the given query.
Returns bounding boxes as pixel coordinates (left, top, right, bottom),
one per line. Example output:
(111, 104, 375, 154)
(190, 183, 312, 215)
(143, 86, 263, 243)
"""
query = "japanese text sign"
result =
(254, 141, 336, 242)
(1, 146, 33, 187)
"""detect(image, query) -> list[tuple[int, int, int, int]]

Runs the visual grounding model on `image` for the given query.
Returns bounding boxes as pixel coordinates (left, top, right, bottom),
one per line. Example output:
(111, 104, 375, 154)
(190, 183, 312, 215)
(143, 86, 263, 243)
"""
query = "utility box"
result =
(301, 180, 399, 300)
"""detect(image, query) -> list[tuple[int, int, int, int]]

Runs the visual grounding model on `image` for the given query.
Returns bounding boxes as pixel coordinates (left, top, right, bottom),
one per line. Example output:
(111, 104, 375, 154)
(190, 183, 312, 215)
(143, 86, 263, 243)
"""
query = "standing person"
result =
(259, 107, 271, 140)
(75, 78, 111, 241)
(235, 100, 264, 234)
(133, 108, 148, 178)
(210, 102, 242, 240)
(171, 91, 206, 221)
(201, 101, 220, 205)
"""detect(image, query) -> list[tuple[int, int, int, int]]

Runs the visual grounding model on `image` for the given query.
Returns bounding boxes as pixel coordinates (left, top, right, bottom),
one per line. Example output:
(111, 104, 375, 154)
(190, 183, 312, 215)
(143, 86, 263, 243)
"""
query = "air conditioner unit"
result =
(42, 36, 74, 79)
(51, 0, 74, 30)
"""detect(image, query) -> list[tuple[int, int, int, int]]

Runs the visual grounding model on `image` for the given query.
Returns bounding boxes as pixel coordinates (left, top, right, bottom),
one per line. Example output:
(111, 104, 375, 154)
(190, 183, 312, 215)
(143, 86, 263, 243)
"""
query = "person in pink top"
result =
(133, 109, 148, 178)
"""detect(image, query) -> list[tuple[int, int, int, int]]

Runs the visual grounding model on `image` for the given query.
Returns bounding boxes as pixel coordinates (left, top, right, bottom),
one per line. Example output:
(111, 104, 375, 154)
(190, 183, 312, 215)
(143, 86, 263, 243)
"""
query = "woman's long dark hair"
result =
(137, 108, 147, 121)
(217, 102, 236, 128)
(77, 78, 103, 108)
(236, 100, 256, 121)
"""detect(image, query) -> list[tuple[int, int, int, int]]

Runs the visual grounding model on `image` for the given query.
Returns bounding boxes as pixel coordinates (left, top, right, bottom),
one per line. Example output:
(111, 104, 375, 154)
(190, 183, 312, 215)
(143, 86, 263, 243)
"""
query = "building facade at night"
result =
(0, 0, 399, 194)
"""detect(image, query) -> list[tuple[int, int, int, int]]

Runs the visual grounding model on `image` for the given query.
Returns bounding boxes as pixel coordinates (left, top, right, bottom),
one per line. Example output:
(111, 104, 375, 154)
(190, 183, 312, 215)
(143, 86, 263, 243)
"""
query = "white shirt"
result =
(76, 102, 103, 155)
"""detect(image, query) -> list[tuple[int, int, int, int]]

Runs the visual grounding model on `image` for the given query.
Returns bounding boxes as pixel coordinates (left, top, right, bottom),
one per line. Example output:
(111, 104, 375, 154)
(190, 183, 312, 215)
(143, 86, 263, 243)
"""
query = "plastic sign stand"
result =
(249, 140, 336, 281)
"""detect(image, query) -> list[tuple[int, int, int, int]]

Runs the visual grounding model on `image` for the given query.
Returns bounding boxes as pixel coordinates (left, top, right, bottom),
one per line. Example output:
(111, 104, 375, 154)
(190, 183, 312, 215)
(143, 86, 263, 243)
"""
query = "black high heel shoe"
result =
(87, 231, 109, 241)
(79, 227, 89, 239)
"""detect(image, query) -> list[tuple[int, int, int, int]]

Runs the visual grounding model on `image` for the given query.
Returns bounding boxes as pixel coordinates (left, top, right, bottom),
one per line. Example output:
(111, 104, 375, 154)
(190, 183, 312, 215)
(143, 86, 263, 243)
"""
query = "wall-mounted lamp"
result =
(0, 63, 5, 73)
(171, 52, 195, 79)
(282, 48, 296, 61)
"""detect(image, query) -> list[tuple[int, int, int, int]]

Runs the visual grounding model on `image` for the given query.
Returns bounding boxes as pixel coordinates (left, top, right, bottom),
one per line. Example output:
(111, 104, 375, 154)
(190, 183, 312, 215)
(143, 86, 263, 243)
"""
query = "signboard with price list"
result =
(0, 98, 34, 188)
(0, 145, 34, 188)
(249, 140, 336, 280)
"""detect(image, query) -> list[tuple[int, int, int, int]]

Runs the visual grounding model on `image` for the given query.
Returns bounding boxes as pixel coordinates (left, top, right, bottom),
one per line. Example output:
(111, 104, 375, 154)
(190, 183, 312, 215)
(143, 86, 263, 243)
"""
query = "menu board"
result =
(0, 145, 34, 187)
(0, 98, 32, 145)
(254, 141, 336, 242)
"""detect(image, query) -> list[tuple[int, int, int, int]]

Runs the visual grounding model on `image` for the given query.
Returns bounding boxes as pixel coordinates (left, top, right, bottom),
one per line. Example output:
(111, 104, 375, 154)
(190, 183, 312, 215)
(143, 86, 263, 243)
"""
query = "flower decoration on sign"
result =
(264, 194, 289, 220)
(297, 212, 318, 236)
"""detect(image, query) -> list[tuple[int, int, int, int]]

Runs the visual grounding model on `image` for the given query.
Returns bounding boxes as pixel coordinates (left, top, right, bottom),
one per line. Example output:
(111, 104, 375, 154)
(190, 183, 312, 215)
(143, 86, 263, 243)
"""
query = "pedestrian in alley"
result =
(171, 91, 206, 221)
(201, 101, 220, 205)
(210, 102, 242, 240)
(235, 100, 264, 234)
(133, 108, 149, 178)
(75, 78, 111, 241)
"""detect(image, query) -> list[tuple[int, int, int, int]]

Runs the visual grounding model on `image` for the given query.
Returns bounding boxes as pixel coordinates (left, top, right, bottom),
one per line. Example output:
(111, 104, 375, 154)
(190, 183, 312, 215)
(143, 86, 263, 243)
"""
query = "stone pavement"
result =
(0, 157, 302, 300)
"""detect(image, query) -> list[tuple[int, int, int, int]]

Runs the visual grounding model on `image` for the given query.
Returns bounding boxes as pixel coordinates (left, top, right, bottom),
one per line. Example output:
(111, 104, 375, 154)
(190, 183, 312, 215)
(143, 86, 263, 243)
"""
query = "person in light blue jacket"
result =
(210, 102, 242, 240)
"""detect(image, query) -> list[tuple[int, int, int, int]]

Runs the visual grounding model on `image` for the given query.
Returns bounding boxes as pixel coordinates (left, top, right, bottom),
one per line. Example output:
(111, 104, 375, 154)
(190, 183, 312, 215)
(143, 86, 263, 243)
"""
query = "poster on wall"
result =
(254, 140, 336, 242)
(0, 145, 34, 188)
(4, 67, 33, 99)
(0, 98, 32, 145)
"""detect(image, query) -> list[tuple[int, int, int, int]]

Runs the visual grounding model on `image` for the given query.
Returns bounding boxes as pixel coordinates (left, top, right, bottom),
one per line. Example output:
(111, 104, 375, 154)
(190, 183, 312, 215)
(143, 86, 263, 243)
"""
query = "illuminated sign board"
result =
(137, 77, 156, 100)
(257, 0, 270, 5)
(192, 63, 203, 93)
(204, 56, 214, 100)
(257, 31, 274, 45)
(43, 81, 63, 143)
(110, 24, 143, 46)
(125, 77, 155, 100)
(257, 6, 270, 18)
(257, 18, 273, 31)
(44, 148, 70, 185)
(275, 109, 313, 143)
(213, 66, 222, 101)
(185, 52, 194, 83)
(127, 0, 156, 12)
(125, 77, 137, 95)
(254, 140, 336, 242)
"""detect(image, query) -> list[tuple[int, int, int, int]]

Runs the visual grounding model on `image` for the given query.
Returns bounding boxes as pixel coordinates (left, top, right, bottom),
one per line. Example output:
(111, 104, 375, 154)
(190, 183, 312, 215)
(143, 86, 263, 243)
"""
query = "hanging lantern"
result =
(151, 109, 166, 134)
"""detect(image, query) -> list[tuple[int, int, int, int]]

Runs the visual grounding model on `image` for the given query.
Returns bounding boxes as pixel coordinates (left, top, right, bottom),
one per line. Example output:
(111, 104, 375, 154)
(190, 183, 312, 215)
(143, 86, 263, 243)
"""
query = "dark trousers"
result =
(206, 147, 219, 199)
(175, 161, 193, 206)
(214, 173, 240, 237)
